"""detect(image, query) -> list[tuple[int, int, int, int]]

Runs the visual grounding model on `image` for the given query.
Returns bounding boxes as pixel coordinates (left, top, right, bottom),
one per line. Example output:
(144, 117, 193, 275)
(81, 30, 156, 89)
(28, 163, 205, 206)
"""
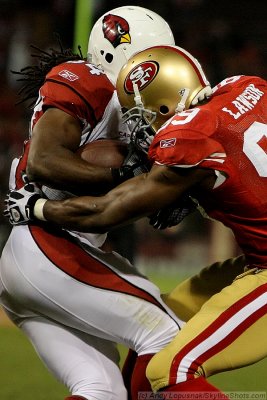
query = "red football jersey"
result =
(30, 60, 115, 134)
(10, 60, 128, 249)
(149, 75, 267, 267)
(12, 60, 128, 189)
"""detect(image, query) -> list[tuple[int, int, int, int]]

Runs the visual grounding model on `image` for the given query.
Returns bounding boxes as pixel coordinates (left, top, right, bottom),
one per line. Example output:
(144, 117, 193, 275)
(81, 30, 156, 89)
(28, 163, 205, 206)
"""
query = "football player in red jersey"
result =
(8, 45, 267, 398)
(0, 8, 189, 400)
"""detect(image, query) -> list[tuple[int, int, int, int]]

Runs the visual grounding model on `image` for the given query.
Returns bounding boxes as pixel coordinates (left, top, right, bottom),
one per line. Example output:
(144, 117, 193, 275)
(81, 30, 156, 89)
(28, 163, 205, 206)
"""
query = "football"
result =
(76, 139, 128, 168)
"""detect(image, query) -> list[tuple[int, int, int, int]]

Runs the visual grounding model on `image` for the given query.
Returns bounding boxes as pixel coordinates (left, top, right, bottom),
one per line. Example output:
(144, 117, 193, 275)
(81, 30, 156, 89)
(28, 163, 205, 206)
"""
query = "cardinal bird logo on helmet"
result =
(102, 14, 131, 48)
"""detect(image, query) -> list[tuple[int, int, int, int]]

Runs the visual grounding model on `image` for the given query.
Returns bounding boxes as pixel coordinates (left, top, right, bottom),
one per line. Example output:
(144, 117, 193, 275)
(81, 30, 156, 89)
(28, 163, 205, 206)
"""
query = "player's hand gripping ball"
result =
(77, 139, 151, 186)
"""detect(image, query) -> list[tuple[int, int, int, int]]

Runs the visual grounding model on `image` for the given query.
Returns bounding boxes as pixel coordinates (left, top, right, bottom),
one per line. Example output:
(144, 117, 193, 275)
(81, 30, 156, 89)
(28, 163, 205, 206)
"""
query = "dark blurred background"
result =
(0, 0, 266, 272)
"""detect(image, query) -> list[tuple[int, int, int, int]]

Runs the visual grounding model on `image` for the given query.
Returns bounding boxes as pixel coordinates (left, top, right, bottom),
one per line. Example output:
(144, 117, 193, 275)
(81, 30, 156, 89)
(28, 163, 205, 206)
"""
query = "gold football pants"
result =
(149, 257, 267, 392)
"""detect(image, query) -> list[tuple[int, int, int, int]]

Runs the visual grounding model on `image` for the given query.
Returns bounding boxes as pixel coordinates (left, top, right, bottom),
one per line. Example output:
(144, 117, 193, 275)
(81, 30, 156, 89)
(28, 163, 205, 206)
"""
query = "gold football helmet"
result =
(116, 45, 212, 152)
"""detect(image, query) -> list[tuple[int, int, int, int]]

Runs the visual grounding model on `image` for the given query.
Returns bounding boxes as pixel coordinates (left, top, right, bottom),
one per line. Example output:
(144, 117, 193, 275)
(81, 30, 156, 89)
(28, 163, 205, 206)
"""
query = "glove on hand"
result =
(149, 196, 197, 230)
(111, 143, 150, 185)
(4, 174, 42, 225)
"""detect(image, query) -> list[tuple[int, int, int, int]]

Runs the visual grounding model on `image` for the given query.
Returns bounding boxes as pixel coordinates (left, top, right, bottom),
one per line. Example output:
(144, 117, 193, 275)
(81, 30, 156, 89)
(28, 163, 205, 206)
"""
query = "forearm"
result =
(27, 150, 115, 194)
(37, 174, 152, 232)
(6, 165, 197, 231)
(40, 197, 109, 232)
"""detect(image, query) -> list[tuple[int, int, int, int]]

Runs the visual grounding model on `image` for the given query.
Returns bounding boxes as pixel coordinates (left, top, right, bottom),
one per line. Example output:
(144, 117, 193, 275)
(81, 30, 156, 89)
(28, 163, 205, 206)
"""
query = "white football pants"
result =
(0, 225, 183, 399)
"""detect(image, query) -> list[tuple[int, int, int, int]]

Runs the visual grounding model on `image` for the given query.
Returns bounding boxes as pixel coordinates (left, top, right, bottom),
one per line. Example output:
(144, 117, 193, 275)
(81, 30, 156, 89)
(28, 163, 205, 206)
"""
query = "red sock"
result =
(122, 349, 138, 399)
(131, 353, 154, 400)
(64, 396, 87, 400)
(161, 376, 228, 399)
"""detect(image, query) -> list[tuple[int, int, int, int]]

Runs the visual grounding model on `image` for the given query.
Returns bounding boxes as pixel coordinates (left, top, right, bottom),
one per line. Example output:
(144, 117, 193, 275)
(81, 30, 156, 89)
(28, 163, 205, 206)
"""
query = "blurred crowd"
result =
(0, 0, 266, 264)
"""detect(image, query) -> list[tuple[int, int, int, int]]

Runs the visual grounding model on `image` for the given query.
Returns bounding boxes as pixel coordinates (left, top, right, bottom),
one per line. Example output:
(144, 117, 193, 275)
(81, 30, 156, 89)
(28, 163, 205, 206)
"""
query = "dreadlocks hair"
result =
(11, 34, 84, 108)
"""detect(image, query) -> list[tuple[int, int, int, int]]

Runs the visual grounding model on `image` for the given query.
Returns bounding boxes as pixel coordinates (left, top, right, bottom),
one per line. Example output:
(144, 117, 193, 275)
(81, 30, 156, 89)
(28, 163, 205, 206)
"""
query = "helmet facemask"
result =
(122, 105, 157, 154)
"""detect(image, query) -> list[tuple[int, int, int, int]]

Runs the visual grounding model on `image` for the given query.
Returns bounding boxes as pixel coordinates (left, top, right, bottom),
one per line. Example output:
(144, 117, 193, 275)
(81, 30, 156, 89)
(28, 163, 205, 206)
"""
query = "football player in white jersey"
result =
(0, 6, 183, 400)
(6, 45, 267, 398)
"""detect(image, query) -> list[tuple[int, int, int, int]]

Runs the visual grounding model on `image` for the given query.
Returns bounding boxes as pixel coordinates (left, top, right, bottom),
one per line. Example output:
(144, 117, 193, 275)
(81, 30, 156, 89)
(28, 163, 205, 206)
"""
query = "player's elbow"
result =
(26, 152, 51, 182)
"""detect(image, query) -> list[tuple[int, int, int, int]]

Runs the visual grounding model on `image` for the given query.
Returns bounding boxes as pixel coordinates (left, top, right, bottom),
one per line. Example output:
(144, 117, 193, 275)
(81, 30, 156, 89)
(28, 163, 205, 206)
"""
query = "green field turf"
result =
(0, 272, 266, 399)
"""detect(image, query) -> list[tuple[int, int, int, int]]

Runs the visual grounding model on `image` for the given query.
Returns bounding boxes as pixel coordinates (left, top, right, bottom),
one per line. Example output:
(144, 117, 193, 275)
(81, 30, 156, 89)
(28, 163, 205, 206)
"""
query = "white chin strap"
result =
(175, 88, 190, 113)
(131, 84, 213, 120)
(175, 86, 212, 113)
(87, 52, 93, 63)
(133, 83, 144, 108)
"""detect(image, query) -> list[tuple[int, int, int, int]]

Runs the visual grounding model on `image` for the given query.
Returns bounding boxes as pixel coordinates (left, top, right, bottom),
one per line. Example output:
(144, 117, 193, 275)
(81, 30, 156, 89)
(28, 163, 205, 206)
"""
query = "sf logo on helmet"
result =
(102, 14, 131, 48)
(124, 62, 159, 94)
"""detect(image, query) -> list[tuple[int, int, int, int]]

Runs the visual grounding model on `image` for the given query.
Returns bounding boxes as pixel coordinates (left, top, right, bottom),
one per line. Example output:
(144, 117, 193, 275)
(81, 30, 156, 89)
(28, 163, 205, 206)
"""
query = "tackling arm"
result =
(41, 164, 213, 232)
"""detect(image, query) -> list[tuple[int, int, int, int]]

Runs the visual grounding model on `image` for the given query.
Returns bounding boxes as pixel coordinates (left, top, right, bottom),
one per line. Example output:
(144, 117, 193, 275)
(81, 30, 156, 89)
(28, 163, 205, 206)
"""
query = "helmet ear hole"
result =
(105, 53, 113, 63)
(99, 50, 113, 64)
(159, 105, 169, 114)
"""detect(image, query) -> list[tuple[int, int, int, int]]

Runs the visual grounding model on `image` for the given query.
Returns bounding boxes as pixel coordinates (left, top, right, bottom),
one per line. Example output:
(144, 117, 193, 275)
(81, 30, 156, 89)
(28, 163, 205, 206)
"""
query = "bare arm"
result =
(42, 163, 214, 232)
(27, 108, 115, 194)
